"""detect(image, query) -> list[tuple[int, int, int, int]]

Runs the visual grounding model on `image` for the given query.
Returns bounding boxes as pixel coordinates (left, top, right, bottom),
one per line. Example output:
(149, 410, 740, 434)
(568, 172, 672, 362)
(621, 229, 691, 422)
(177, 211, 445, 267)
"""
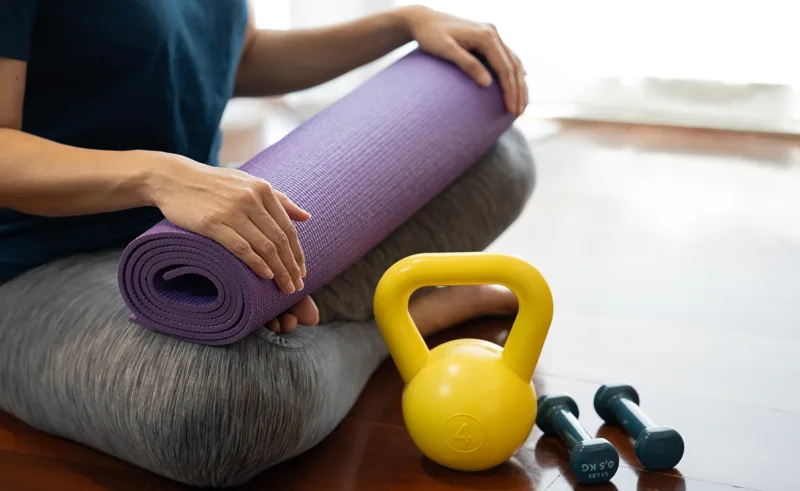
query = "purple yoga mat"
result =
(117, 49, 516, 345)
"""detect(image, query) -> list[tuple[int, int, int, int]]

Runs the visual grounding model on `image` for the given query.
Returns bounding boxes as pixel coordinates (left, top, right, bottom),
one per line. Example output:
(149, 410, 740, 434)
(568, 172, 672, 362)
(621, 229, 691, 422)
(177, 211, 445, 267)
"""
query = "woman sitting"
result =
(0, 2, 533, 486)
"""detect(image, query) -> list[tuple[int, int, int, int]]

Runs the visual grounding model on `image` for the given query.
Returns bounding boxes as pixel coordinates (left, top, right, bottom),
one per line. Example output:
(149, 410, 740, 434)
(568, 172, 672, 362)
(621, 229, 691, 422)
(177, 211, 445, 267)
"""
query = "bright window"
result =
(248, 0, 800, 133)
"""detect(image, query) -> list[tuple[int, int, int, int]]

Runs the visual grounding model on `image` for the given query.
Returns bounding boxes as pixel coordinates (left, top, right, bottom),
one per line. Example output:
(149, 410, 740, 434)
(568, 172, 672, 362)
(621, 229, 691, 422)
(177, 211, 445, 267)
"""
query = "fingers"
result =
(518, 55, 528, 112)
(442, 41, 494, 87)
(276, 191, 311, 222)
(174, 165, 310, 290)
(457, 24, 520, 115)
(235, 214, 299, 294)
(503, 45, 528, 114)
(274, 191, 310, 277)
(259, 183, 307, 281)
(475, 24, 520, 115)
(204, 222, 272, 280)
(199, 187, 302, 293)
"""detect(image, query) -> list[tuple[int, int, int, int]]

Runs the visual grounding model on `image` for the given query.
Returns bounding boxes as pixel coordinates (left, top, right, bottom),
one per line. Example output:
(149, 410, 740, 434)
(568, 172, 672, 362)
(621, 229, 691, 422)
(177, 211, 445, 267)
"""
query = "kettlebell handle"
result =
(373, 252, 554, 384)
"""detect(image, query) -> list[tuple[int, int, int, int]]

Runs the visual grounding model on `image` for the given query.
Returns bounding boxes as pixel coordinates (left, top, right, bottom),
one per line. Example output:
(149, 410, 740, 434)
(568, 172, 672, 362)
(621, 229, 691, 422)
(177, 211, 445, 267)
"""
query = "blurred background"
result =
(221, 0, 800, 158)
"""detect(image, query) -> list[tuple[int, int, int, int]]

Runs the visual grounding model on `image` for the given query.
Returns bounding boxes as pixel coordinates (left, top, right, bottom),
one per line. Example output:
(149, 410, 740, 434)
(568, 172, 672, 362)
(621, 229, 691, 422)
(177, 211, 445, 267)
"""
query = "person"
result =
(0, 1, 528, 331)
(0, 1, 535, 486)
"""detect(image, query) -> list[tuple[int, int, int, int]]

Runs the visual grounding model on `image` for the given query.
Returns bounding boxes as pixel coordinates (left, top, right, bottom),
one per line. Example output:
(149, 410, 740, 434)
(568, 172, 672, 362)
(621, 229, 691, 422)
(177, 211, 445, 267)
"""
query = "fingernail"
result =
(479, 73, 492, 86)
(301, 264, 307, 277)
(264, 268, 274, 279)
(285, 282, 296, 294)
(295, 278, 304, 291)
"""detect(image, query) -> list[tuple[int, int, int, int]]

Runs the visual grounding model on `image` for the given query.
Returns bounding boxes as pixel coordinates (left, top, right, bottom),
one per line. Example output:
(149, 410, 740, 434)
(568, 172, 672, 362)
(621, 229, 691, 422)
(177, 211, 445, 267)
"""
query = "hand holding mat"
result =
(117, 49, 517, 345)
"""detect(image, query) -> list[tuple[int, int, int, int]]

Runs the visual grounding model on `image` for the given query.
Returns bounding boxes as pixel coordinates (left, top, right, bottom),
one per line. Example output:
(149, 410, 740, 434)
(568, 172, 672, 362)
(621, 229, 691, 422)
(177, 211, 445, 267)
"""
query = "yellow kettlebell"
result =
(373, 252, 554, 472)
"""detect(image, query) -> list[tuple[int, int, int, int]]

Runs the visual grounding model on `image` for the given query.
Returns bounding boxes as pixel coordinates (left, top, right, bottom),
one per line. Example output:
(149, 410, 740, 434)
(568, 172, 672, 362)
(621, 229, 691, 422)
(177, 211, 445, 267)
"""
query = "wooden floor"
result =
(3, 120, 800, 490)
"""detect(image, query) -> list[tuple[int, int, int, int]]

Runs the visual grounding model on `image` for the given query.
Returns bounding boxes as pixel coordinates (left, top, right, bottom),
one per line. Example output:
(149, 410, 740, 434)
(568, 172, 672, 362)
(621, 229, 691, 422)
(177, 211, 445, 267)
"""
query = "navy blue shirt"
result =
(0, 0, 249, 280)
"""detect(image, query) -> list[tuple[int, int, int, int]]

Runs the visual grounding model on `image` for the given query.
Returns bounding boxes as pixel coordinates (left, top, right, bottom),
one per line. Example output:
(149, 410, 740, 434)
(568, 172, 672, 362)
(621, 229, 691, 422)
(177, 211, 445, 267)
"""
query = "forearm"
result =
(234, 7, 416, 97)
(0, 128, 158, 217)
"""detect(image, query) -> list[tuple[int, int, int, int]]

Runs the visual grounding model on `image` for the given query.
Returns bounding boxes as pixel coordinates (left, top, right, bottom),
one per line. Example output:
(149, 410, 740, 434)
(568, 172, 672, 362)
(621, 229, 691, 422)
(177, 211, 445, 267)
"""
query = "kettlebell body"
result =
(374, 253, 554, 472)
(403, 338, 537, 470)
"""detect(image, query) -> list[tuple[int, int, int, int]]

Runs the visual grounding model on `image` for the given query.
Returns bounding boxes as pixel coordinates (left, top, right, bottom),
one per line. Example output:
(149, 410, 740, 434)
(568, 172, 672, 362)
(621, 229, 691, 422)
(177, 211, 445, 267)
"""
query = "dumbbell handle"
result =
(551, 408, 592, 452)
(609, 396, 656, 437)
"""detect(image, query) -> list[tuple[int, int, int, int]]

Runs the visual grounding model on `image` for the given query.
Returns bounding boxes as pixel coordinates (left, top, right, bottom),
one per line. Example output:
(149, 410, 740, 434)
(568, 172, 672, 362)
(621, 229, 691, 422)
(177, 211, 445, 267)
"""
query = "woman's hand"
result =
(399, 6, 528, 115)
(140, 151, 309, 295)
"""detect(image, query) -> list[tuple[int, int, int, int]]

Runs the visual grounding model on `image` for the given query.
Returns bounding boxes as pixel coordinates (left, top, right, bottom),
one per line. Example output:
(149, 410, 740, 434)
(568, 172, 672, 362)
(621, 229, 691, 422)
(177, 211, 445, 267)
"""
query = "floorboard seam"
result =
(542, 474, 564, 490)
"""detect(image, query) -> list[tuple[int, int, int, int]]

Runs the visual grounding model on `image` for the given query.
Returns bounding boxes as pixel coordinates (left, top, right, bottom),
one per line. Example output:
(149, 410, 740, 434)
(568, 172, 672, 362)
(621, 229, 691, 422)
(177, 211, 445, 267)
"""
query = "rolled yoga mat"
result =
(117, 49, 517, 345)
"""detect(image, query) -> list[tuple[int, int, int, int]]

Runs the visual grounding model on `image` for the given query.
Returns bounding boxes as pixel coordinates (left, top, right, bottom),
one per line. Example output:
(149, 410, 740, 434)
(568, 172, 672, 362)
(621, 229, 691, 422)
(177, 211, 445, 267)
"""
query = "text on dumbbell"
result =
(581, 460, 615, 472)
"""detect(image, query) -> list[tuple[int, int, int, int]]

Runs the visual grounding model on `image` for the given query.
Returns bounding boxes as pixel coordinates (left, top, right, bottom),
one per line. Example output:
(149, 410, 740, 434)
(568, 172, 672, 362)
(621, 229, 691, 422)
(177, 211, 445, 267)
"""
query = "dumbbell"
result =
(594, 383, 684, 472)
(536, 394, 619, 484)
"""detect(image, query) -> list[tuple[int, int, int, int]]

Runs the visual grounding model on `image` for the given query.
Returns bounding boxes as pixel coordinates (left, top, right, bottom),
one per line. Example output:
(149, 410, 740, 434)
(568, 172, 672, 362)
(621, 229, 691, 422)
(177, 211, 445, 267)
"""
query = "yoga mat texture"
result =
(118, 49, 517, 345)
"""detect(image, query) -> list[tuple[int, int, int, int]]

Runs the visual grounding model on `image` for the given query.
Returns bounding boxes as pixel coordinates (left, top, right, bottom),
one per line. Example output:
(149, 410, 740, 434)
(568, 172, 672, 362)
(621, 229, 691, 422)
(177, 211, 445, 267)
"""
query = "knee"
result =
(139, 344, 331, 487)
(454, 125, 535, 236)
(482, 126, 537, 217)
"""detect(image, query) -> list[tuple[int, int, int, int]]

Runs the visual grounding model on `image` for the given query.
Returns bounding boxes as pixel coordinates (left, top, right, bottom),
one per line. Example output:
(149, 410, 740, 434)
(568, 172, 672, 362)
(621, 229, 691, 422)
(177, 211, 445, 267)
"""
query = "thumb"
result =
(276, 191, 311, 221)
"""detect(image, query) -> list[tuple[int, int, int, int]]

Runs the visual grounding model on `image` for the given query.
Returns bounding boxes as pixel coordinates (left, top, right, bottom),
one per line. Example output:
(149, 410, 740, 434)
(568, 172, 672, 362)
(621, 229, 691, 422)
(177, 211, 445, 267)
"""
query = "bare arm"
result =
(0, 128, 163, 217)
(0, 58, 155, 217)
(233, 4, 528, 114)
(234, 6, 412, 97)
(0, 57, 308, 296)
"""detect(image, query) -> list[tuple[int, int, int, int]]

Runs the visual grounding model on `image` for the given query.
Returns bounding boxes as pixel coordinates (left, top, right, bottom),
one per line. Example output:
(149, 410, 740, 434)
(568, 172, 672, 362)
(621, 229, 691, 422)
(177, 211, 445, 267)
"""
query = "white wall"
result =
(241, 0, 800, 134)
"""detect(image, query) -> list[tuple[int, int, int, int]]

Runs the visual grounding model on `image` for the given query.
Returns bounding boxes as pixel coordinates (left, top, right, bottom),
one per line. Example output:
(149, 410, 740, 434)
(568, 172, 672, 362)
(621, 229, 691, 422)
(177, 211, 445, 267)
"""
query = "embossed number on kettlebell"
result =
(443, 414, 485, 453)
(455, 423, 472, 445)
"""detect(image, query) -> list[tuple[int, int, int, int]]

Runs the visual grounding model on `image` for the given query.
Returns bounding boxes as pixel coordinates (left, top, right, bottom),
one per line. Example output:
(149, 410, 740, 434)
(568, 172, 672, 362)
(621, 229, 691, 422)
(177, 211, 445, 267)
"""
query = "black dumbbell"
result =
(536, 394, 619, 484)
(594, 383, 684, 472)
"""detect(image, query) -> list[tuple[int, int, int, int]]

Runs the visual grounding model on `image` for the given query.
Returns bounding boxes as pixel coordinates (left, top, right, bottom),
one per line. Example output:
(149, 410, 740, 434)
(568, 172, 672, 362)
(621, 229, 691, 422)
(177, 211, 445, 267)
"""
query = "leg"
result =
(0, 250, 389, 486)
(0, 127, 534, 487)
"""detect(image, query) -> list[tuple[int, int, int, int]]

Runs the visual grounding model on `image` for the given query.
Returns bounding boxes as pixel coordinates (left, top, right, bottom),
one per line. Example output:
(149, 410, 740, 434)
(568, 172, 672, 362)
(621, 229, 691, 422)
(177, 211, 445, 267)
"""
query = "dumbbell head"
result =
(570, 439, 620, 485)
(536, 394, 620, 484)
(594, 383, 684, 471)
(536, 394, 579, 436)
(635, 426, 685, 472)
(593, 383, 639, 425)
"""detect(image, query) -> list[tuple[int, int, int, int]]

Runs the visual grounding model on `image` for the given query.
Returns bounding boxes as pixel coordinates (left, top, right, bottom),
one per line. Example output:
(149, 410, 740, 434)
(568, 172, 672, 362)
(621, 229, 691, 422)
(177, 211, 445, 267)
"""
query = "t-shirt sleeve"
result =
(0, 0, 39, 61)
